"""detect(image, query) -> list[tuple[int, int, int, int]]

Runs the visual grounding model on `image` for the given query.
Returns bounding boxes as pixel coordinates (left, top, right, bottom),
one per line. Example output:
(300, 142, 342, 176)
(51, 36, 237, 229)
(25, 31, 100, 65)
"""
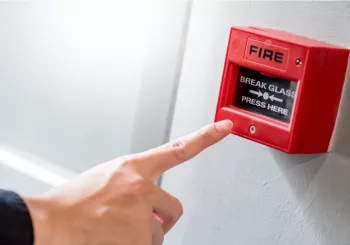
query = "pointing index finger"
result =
(134, 120, 233, 180)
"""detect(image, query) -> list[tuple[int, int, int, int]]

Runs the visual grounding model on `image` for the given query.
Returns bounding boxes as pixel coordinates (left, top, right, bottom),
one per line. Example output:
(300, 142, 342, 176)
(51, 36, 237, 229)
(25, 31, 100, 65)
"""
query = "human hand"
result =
(24, 120, 232, 245)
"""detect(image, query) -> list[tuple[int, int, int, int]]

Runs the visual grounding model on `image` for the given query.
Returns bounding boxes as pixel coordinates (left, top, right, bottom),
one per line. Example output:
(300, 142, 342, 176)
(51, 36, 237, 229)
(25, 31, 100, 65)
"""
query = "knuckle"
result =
(117, 176, 153, 207)
(118, 157, 138, 169)
(130, 176, 152, 197)
(166, 194, 183, 219)
(173, 197, 184, 218)
(170, 140, 189, 162)
(198, 129, 214, 146)
(109, 170, 123, 184)
(94, 205, 113, 219)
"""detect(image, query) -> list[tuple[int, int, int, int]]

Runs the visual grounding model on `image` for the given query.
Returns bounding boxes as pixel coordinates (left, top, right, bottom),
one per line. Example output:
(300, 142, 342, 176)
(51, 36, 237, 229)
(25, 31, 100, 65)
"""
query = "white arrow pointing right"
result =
(249, 90, 263, 97)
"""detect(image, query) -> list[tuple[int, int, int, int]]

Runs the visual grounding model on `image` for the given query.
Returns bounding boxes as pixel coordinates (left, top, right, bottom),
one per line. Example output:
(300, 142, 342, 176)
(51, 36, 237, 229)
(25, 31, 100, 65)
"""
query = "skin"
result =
(23, 120, 233, 245)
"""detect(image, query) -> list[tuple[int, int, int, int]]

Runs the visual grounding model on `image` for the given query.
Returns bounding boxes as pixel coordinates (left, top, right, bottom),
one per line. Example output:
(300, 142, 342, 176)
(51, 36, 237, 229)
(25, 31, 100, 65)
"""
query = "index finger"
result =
(133, 120, 233, 180)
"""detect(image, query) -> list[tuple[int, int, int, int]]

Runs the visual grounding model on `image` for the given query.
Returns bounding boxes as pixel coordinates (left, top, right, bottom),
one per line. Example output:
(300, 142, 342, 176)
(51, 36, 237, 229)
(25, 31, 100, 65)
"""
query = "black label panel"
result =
(232, 67, 297, 123)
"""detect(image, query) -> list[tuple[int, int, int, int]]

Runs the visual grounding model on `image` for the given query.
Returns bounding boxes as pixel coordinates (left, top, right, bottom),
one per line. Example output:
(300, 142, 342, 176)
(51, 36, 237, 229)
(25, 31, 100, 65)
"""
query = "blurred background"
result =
(1, 1, 350, 245)
(0, 0, 191, 194)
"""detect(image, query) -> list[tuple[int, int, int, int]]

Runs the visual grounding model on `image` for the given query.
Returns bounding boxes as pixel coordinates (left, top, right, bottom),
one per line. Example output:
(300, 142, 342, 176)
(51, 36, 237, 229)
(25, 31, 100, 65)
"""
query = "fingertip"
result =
(214, 120, 233, 134)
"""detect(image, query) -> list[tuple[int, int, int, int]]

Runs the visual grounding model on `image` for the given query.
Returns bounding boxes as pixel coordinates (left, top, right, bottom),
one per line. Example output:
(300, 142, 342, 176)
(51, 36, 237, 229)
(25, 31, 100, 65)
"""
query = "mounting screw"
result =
(295, 58, 302, 65)
(250, 125, 256, 134)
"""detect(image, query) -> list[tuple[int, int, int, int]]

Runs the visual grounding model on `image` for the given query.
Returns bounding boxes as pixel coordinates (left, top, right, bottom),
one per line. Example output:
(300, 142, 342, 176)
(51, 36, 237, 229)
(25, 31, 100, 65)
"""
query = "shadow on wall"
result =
(330, 58, 350, 158)
(271, 60, 350, 243)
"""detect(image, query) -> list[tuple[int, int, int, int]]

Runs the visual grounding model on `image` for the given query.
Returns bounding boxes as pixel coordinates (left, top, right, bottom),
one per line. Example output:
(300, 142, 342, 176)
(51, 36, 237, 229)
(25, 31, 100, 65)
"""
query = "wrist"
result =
(23, 195, 53, 245)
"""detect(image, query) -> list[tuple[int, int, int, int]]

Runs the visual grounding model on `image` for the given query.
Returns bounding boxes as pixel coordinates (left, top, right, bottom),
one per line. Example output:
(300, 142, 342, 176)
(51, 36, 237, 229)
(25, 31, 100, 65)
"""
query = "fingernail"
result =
(215, 120, 233, 133)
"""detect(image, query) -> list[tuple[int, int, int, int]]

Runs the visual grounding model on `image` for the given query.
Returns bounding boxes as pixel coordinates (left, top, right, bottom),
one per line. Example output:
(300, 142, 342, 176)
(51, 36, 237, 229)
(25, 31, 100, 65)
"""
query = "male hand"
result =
(24, 120, 232, 245)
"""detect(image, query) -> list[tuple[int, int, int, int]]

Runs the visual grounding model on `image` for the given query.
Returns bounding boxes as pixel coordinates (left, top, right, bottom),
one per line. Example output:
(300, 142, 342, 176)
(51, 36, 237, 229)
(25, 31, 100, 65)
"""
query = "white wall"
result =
(162, 1, 350, 245)
(0, 165, 51, 195)
(0, 0, 190, 180)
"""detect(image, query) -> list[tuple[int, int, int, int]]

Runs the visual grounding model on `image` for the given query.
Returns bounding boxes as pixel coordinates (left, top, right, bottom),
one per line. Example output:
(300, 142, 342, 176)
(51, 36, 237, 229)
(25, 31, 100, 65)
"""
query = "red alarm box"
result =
(215, 26, 350, 154)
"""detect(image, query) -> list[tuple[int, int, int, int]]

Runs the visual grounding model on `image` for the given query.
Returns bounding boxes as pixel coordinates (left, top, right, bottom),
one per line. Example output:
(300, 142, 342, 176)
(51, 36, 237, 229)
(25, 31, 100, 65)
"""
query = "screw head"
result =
(296, 58, 302, 65)
(250, 125, 256, 134)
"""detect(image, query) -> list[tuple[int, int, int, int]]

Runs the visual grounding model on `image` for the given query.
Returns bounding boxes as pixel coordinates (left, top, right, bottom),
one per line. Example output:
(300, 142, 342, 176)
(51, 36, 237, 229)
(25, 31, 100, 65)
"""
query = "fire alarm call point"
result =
(215, 27, 350, 154)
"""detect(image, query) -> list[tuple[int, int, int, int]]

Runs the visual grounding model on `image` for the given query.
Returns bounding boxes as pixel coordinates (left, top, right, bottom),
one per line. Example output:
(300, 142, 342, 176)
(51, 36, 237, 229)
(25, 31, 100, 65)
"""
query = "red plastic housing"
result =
(215, 26, 350, 154)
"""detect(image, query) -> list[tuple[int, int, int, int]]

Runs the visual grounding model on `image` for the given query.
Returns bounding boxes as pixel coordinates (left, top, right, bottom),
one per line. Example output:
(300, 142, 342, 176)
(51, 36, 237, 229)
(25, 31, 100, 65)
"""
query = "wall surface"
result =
(0, 0, 189, 177)
(162, 2, 350, 245)
(0, 164, 51, 195)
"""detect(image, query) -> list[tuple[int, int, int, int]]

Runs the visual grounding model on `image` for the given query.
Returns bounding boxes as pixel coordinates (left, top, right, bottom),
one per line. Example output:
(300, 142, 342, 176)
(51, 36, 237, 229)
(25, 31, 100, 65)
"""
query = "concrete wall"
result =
(162, 2, 350, 245)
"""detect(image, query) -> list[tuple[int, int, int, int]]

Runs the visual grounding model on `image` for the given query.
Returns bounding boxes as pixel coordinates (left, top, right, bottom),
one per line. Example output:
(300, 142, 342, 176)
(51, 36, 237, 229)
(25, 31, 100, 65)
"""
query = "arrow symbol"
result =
(269, 95, 283, 103)
(249, 90, 263, 97)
